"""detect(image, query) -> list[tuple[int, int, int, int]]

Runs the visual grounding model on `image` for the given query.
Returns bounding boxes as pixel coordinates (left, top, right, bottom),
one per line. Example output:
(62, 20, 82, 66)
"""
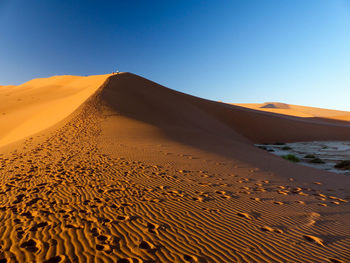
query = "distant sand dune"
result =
(0, 73, 350, 262)
(260, 102, 290, 109)
(236, 102, 350, 119)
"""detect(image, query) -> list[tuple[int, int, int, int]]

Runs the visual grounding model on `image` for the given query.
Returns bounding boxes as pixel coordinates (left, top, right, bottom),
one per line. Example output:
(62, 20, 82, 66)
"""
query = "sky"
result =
(0, 0, 350, 110)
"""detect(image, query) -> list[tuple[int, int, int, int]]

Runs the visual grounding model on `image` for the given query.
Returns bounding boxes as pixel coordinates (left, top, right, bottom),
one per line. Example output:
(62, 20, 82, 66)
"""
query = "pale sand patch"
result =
(0, 74, 111, 147)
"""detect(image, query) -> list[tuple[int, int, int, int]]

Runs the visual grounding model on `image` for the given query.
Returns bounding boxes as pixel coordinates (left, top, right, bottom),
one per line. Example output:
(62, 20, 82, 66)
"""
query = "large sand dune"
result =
(0, 73, 350, 262)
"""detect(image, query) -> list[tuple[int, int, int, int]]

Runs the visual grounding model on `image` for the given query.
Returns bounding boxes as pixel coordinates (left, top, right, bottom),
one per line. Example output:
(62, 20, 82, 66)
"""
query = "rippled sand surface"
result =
(1, 73, 350, 262)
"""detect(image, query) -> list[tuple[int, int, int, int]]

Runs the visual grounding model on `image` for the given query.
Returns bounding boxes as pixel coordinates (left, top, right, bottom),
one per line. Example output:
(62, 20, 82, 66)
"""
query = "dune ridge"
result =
(0, 73, 350, 262)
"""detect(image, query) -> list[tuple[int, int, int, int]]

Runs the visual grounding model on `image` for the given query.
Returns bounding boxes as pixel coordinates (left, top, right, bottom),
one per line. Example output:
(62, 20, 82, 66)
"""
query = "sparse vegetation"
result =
(334, 160, 350, 170)
(257, 145, 275, 152)
(309, 158, 325, 164)
(304, 154, 315, 159)
(282, 146, 292, 150)
(281, 154, 300, 162)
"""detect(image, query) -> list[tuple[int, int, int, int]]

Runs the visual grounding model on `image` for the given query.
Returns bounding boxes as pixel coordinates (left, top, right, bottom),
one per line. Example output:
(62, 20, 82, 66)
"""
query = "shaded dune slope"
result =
(91, 73, 350, 185)
(97, 74, 350, 145)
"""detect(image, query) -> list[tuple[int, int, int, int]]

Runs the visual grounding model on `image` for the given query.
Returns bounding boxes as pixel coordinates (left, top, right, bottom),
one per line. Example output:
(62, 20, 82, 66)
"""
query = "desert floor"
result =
(0, 73, 350, 263)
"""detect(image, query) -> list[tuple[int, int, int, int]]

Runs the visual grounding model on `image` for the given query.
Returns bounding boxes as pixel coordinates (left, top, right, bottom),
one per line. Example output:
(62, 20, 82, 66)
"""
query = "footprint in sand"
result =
(13, 193, 26, 204)
(20, 239, 40, 253)
(250, 197, 261, 201)
(260, 226, 283, 234)
(147, 222, 163, 234)
(318, 203, 328, 207)
(237, 212, 251, 220)
(96, 235, 109, 242)
(328, 258, 346, 263)
(64, 223, 82, 229)
(43, 255, 66, 263)
(116, 215, 130, 221)
(303, 235, 324, 246)
(29, 221, 49, 232)
(16, 226, 25, 239)
(117, 258, 141, 263)
(91, 227, 99, 237)
(138, 240, 157, 253)
(183, 254, 198, 262)
(26, 197, 42, 206)
(260, 226, 274, 232)
(96, 243, 112, 253)
(192, 196, 205, 202)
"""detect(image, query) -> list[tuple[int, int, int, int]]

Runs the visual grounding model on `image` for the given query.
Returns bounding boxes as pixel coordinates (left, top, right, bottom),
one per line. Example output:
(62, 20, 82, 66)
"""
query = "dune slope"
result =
(0, 74, 111, 147)
(0, 73, 349, 262)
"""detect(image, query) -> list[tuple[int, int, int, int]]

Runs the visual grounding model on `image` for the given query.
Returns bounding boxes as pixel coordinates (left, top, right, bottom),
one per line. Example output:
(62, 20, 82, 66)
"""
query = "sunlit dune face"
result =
(0, 74, 111, 147)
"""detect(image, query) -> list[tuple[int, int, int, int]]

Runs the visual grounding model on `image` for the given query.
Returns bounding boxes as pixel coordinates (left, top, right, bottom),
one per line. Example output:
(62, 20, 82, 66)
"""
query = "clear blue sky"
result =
(1, 0, 350, 110)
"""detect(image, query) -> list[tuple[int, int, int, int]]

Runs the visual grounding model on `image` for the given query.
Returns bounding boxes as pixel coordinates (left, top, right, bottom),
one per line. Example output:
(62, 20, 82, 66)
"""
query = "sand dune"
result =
(0, 74, 111, 147)
(236, 102, 350, 120)
(0, 73, 350, 262)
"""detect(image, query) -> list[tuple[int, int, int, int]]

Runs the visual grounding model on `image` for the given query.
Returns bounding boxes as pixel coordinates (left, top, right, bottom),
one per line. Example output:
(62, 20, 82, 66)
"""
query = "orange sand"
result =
(0, 75, 110, 147)
(0, 74, 349, 262)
